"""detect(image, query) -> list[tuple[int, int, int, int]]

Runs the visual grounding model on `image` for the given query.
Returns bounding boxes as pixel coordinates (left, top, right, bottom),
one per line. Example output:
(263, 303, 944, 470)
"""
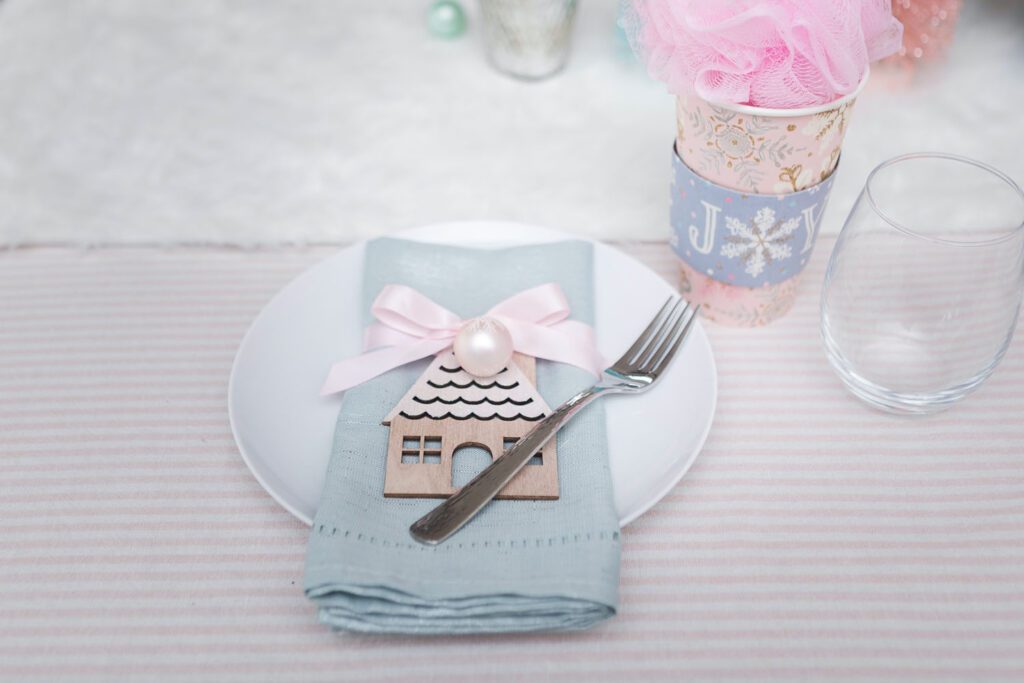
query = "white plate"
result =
(229, 221, 717, 527)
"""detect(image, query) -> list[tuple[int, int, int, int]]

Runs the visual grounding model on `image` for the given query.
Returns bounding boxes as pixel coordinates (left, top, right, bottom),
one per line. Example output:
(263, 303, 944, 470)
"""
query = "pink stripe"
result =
(0, 518, 301, 532)
(0, 432, 233, 446)
(705, 364, 1024, 377)
(0, 284, 278, 297)
(5, 535, 307, 549)
(620, 554, 1024, 568)
(7, 473, 1023, 491)
(6, 584, 1018, 605)
(673, 475, 1024, 487)
(649, 491, 1024, 503)
(0, 352, 237, 367)
(622, 538, 1024, 551)
(0, 295, 259, 308)
(686, 403, 1020, 418)
(4, 553, 1021, 574)
(0, 569, 300, 582)
(708, 392, 1024, 404)
(0, 588, 306, 602)
(0, 367, 233, 378)
(4, 529, 1019, 553)
(0, 625, 1020, 655)
(2, 520, 1020, 537)
(0, 653, 1022, 680)
(14, 533, 1022, 552)
(2, 553, 302, 567)
(0, 328, 249, 341)
(3, 589, 1023, 613)
(619, 588, 1024, 602)
(0, 445, 240, 457)
(0, 407, 229, 418)
(0, 252, 317, 266)
(633, 505, 1024, 519)
(0, 459, 237, 473)
(669, 445, 1024, 456)
(2, 489, 270, 504)
(1, 418, 227, 431)
(622, 520, 1024, 536)
(3, 473, 255, 487)
(9, 502, 1023, 521)
(688, 457, 1024, 470)
(0, 316, 251, 328)
(0, 635, 1021, 661)
(616, 572, 1024, 586)
(0, 384, 226, 396)
(0, 505, 281, 519)
(1, 666, 1020, 681)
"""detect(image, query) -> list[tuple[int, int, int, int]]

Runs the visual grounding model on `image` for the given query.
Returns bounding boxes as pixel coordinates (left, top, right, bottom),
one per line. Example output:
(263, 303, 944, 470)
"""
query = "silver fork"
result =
(410, 296, 697, 545)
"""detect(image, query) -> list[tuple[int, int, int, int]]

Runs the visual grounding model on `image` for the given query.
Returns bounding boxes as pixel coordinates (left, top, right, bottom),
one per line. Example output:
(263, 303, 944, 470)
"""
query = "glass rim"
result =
(864, 152, 1024, 247)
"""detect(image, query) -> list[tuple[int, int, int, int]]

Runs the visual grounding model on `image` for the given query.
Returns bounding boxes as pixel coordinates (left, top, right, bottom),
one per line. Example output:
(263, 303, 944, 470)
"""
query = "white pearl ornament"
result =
(453, 317, 514, 378)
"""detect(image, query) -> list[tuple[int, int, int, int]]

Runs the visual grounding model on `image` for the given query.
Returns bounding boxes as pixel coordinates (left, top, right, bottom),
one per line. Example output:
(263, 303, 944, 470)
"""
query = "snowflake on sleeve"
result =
(720, 207, 801, 277)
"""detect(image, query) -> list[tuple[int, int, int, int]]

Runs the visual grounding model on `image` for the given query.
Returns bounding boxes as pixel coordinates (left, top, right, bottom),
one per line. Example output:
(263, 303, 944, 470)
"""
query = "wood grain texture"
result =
(383, 353, 558, 499)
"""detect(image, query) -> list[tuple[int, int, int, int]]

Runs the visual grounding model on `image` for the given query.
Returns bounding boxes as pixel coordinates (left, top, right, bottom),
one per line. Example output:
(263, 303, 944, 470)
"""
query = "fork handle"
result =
(409, 385, 604, 545)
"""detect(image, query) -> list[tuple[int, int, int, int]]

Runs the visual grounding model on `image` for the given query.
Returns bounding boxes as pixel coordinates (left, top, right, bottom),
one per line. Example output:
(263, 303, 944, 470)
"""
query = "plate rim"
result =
(228, 220, 717, 527)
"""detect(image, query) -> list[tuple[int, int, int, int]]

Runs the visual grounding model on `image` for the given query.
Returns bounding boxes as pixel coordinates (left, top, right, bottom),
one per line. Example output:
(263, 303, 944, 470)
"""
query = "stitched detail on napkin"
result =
(314, 524, 620, 547)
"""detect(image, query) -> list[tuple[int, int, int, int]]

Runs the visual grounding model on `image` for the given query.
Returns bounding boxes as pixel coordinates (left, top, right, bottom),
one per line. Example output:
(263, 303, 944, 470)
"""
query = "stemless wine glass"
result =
(821, 153, 1024, 414)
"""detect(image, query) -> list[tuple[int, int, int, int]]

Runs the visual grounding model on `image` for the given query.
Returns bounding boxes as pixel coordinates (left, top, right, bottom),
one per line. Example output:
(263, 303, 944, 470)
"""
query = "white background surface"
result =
(0, 0, 1021, 246)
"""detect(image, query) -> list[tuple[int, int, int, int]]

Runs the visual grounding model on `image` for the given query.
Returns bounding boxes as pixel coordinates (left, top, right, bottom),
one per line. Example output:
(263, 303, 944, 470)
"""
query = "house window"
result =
(503, 437, 542, 466)
(401, 435, 442, 464)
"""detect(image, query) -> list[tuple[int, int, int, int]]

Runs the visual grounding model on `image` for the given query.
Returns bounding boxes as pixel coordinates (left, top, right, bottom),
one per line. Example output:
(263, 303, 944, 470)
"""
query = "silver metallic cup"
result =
(479, 0, 578, 80)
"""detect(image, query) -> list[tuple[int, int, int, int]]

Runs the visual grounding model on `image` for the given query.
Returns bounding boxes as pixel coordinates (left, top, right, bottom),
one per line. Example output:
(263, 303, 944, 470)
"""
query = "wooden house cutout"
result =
(382, 351, 558, 500)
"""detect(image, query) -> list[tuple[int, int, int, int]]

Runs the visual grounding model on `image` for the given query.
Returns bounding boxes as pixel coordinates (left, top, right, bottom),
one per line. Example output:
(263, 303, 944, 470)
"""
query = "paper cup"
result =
(675, 70, 868, 195)
(670, 72, 866, 325)
(670, 144, 838, 327)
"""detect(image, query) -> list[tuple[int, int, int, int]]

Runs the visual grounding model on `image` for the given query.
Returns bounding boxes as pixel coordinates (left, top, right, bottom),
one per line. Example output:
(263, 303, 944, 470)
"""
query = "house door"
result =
(450, 443, 492, 489)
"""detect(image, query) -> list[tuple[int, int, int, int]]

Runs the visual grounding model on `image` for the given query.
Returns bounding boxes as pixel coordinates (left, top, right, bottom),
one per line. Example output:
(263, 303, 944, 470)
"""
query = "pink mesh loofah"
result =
(622, 0, 903, 108)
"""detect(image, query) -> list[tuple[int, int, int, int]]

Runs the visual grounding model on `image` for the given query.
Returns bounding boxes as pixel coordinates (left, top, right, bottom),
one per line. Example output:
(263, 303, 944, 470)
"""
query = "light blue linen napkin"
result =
(304, 237, 620, 634)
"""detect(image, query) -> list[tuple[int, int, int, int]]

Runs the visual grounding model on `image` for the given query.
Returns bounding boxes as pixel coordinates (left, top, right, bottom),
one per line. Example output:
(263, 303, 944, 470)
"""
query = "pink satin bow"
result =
(319, 283, 605, 396)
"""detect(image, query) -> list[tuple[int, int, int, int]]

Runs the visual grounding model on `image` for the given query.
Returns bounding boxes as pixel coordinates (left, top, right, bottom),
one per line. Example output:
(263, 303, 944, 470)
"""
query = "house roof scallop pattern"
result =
(383, 352, 551, 423)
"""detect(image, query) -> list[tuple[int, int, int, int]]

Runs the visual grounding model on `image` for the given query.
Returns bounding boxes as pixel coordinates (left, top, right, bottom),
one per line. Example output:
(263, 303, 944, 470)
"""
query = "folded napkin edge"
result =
(305, 570, 622, 594)
(308, 522, 621, 548)
(315, 606, 617, 635)
(305, 562, 621, 608)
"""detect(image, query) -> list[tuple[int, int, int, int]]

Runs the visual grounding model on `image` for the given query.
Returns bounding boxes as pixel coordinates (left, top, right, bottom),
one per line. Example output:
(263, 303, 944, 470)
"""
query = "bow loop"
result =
(369, 285, 463, 338)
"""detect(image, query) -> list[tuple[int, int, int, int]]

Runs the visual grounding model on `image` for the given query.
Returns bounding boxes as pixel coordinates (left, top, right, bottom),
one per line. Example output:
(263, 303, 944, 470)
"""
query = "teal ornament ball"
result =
(427, 0, 467, 39)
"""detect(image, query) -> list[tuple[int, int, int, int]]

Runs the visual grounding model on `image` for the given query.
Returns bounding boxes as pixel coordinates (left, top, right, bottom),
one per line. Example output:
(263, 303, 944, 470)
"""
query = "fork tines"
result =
(619, 297, 695, 375)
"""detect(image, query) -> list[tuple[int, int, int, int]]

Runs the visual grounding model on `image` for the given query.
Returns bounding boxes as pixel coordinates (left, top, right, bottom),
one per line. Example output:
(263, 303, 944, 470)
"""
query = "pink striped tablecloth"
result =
(2, 239, 1023, 681)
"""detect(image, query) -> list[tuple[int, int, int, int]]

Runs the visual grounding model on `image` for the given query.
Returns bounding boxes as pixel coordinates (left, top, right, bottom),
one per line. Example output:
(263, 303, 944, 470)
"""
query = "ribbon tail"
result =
(319, 338, 451, 396)
(364, 322, 438, 350)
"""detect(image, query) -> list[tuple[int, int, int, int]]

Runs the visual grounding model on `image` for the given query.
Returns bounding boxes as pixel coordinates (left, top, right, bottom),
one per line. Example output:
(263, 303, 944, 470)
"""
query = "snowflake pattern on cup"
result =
(720, 207, 801, 277)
